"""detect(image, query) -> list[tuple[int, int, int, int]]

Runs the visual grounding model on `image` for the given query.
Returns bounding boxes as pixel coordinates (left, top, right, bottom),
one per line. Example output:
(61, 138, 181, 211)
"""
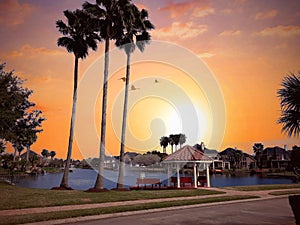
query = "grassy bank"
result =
(225, 183, 300, 191)
(0, 195, 258, 225)
(0, 181, 224, 210)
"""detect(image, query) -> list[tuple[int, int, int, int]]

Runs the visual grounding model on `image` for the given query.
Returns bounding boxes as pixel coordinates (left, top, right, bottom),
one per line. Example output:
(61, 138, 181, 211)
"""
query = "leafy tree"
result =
(253, 143, 264, 168)
(16, 110, 45, 161)
(41, 149, 49, 159)
(83, 0, 138, 190)
(56, 9, 100, 188)
(0, 62, 34, 147)
(277, 72, 300, 137)
(49, 150, 56, 160)
(290, 145, 300, 181)
(160, 136, 169, 154)
(133, 154, 160, 166)
(116, 4, 154, 189)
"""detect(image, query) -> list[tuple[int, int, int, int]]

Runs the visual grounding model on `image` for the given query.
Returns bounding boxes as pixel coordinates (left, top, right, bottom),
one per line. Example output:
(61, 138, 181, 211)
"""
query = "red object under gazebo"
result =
(163, 145, 213, 188)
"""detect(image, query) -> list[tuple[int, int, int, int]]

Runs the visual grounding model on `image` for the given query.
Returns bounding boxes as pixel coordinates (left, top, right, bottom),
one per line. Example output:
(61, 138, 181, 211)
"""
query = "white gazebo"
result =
(163, 145, 213, 188)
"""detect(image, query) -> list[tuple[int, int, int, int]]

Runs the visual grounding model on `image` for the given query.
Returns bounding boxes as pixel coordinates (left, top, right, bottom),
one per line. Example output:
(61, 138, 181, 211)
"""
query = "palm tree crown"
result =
(56, 9, 100, 59)
(277, 72, 300, 137)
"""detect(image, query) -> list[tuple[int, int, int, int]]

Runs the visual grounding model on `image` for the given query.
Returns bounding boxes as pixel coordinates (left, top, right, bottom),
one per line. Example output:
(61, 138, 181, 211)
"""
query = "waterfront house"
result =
(260, 146, 290, 169)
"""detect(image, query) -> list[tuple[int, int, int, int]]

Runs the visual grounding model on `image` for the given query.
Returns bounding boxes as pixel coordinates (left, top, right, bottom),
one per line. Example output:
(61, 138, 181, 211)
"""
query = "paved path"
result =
(1, 187, 297, 225)
(63, 198, 294, 225)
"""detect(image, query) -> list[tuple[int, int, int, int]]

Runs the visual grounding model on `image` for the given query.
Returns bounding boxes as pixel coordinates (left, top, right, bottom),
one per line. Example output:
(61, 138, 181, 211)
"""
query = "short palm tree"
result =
(83, 0, 129, 190)
(277, 72, 300, 137)
(160, 136, 169, 153)
(56, 9, 100, 188)
(116, 5, 154, 189)
(253, 143, 264, 168)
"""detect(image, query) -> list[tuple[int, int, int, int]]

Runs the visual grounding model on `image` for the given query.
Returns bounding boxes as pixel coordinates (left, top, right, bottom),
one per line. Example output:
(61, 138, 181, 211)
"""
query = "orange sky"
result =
(1, 0, 300, 159)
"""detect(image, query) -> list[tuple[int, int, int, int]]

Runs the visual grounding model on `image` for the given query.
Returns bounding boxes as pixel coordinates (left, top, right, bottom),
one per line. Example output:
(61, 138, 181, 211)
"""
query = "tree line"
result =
(159, 133, 187, 154)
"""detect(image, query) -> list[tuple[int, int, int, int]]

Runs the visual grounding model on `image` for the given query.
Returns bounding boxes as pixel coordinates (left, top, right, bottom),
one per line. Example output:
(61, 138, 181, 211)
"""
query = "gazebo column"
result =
(193, 163, 197, 188)
(176, 163, 180, 188)
(167, 164, 171, 186)
(206, 163, 211, 188)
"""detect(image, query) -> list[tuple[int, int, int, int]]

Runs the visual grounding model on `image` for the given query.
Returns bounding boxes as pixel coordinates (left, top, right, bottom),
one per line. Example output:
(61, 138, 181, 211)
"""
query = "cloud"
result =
(198, 52, 215, 58)
(192, 5, 215, 18)
(255, 9, 278, 20)
(219, 30, 241, 36)
(255, 25, 300, 37)
(4, 44, 64, 58)
(154, 22, 208, 40)
(159, 0, 214, 19)
(0, 0, 35, 26)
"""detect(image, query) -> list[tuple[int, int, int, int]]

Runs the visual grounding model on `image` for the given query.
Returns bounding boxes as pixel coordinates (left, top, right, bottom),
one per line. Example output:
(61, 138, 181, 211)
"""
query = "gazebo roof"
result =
(163, 145, 213, 162)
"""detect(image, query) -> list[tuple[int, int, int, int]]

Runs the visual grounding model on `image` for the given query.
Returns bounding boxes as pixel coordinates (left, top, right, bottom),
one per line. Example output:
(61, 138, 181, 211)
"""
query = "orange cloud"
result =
(192, 5, 215, 18)
(0, 0, 35, 26)
(198, 52, 215, 58)
(4, 44, 64, 58)
(255, 25, 300, 37)
(255, 9, 278, 20)
(159, 0, 214, 19)
(154, 22, 208, 40)
(219, 30, 241, 36)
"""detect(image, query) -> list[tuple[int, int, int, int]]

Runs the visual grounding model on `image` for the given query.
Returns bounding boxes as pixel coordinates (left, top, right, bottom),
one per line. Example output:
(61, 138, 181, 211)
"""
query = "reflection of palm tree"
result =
(253, 143, 264, 169)
(116, 4, 154, 189)
(56, 9, 99, 188)
(278, 73, 300, 137)
(83, 0, 127, 190)
(160, 136, 169, 154)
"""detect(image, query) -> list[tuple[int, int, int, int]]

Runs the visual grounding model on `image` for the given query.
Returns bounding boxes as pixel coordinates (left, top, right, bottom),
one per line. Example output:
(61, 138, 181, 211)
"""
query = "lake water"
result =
(15, 168, 294, 190)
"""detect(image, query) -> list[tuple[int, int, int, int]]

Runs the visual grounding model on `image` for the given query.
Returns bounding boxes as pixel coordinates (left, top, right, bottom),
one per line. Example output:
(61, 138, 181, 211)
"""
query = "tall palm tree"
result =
(160, 136, 169, 154)
(83, 0, 129, 190)
(116, 4, 154, 189)
(277, 72, 300, 137)
(56, 9, 100, 188)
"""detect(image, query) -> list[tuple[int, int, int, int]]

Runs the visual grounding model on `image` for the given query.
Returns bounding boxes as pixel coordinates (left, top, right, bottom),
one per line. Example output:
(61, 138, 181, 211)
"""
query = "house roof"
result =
(204, 149, 219, 157)
(163, 145, 212, 162)
(20, 150, 40, 158)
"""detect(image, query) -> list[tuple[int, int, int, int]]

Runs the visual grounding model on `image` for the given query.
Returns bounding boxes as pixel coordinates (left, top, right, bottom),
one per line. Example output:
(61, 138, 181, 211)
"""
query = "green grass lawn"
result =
(269, 190, 300, 196)
(0, 195, 258, 225)
(224, 183, 300, 191)
(0, 181, 224, 210)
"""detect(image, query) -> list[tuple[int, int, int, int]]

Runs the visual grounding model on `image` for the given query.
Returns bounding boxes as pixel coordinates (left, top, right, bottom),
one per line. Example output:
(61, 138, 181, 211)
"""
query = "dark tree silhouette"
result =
(253, 143, 264, 169)
(277, 72, 300, 137)
(160, 136, 169, 153)
(56, 9, 100, 188)
(179, 133, 187, 148)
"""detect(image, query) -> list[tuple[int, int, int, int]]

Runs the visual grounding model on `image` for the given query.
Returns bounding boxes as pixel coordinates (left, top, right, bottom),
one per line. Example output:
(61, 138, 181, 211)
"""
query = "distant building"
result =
(260, 146, 290, 169)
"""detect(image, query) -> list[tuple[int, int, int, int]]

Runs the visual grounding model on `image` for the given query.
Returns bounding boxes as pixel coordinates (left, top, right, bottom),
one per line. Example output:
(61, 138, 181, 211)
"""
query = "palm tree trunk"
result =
(60, 56, 78, 188)
(94, 36, 110, 190)
(117, 52, 131, 189)
(26, 145, 30, 161)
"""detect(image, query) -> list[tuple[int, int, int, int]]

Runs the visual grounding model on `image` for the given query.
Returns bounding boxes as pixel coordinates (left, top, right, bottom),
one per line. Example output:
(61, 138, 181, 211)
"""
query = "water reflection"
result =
(16, 168, 294, 190)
